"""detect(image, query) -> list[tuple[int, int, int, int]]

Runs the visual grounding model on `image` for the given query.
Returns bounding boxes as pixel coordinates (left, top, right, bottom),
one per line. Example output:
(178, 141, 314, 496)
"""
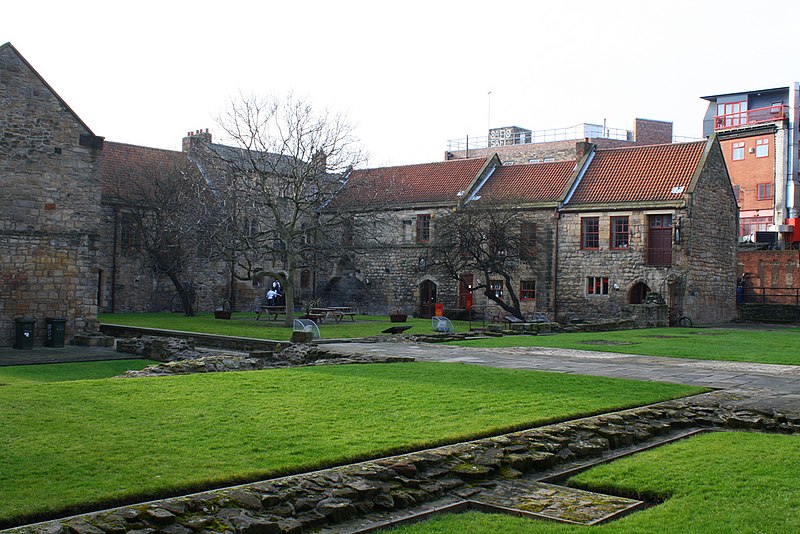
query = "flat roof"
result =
(701, 86, 789, 101)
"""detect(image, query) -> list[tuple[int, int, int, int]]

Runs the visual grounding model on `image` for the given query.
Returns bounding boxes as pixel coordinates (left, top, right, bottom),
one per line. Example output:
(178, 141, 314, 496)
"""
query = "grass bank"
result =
(0, 362, 701, 526)
(448, 326, 800, 365)
(388, 431, 800, 533)
(99, 312, 472, 340)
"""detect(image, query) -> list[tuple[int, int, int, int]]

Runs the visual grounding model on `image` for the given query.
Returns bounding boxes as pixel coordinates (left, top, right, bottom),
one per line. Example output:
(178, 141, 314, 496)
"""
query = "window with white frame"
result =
(732, 141, 745, 161)
(756, 138, 769, 158)
(586, 276, 609, 295)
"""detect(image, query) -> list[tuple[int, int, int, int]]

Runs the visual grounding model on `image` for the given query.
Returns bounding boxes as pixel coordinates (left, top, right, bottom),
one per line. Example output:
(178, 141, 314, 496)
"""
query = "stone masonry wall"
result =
(341, 208, 459, 316)
(0, 45, 102, 346)
(556, 209, 682, 322)
(682, 139, 738, 323)
(96, 202, 231, 314)
(337, 208, 558, 319)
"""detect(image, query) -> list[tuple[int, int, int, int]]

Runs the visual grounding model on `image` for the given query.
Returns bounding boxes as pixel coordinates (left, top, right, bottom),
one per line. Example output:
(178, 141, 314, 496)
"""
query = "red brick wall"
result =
(738, 250, 800, 304)
(720, 134, 775, 214)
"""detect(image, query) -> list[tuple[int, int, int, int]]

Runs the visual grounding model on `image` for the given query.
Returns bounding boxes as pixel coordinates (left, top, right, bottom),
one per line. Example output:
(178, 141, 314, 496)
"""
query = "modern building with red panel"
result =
(701, 84, 800, 244)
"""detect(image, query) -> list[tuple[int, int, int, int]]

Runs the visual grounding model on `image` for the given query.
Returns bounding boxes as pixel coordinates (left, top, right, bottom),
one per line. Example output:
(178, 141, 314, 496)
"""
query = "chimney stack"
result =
(182, 128, 212, 152)
(575, 139, 595, 161)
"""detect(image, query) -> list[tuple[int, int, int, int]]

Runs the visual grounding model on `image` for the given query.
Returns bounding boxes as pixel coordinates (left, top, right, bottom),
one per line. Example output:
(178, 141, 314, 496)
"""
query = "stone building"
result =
(556, 138, 738, 324)
(0, 42, 738, 334)
(337, 136, 737, 324)
(0, 43, 105, 347)
(328, 157, 498, 316)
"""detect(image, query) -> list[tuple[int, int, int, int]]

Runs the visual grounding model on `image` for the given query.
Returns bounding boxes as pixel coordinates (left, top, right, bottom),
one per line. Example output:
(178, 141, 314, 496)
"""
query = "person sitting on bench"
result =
(265, 288, 279, 307)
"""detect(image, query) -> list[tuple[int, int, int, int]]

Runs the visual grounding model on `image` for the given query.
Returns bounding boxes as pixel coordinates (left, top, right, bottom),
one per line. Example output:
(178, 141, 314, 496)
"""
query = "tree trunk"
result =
(283, 256, 296, 326)
(166, 271, 195, 316)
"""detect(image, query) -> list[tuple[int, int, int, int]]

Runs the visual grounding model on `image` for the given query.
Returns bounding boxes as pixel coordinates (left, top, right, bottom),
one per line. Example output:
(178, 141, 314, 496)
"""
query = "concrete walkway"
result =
(0, 345, 124, 366)
(324, 341, 800, 414)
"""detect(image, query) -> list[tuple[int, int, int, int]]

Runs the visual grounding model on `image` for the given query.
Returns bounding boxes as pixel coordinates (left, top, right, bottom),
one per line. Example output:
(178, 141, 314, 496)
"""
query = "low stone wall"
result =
(116, 337, 414, 377)
(12, 390, 797, 534)
(737, 304, 800, 324)
(101, 324, 283, 352)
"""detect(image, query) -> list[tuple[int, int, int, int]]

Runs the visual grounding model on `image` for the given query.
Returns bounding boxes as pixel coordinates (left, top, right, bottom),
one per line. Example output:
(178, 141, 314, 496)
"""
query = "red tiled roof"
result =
(100, 142, 187, 197)
(476, 161, 575, 203)
(568, 141, 707, 205)
(333, 157, 491, 208)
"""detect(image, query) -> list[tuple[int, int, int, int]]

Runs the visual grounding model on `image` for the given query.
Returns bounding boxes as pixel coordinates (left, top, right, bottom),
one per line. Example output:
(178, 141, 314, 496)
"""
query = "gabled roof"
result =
(565, 141, 708, 206)
(473, 160, 575, 204)
(333, 156, 493, 208)
(0, 42, 97, 137)
(100, 141, 187, 197)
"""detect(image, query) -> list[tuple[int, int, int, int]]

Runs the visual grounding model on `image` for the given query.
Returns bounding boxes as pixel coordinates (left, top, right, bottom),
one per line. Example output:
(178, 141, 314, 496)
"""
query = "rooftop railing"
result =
(714, 104, 788, 131)
(446, 123, 631, 152)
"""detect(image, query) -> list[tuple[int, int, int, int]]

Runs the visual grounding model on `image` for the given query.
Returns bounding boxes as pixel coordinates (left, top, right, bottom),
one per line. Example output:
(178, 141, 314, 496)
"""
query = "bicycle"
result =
(669, 308, 692, 328)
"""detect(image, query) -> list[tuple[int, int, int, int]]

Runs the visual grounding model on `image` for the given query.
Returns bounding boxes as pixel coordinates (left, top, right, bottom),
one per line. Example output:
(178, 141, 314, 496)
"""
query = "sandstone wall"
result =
(0, 45, 101, 346)
(556, 210, 681, 321)
(682, 139, 738, 323)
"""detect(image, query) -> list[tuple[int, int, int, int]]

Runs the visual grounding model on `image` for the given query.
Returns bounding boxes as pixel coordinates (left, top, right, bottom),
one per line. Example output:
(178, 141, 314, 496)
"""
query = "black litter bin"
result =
(14, 318, 35, 350)
(45, 317, 66, 348)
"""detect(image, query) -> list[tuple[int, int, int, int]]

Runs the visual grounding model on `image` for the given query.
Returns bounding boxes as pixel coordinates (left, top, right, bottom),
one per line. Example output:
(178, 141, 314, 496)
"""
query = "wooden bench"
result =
(311, 307, 357, 323)
(256, 306, 286, 321)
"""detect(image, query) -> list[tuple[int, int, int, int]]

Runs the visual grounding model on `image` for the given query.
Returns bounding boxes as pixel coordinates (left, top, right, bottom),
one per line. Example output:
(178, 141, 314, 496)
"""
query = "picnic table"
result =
(310, 307, 357, 323)
(256, 305, 286, 321)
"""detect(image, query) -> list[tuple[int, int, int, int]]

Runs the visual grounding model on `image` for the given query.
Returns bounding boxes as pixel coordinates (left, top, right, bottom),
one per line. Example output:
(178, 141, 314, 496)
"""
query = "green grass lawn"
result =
(0, 362, 701, 526)
(449, 326, 800, 365)
(388, 431, 800, 533)
(99, 311, 472, 340)
(0, 359, 155, 385)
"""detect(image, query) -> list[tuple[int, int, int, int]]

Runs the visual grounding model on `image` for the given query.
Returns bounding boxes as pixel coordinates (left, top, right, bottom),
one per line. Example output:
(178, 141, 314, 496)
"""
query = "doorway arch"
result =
(629, 282, 650, 304)
(418, 280, 437, 318)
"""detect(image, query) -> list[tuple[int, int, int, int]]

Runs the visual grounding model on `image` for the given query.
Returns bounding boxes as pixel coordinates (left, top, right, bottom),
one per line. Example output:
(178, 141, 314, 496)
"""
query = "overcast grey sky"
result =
(3, 0, 799, 167)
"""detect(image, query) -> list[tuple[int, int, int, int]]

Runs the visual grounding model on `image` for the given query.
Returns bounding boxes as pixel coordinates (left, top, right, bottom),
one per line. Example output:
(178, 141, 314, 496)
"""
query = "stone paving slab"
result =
(468, 479, 644, 525)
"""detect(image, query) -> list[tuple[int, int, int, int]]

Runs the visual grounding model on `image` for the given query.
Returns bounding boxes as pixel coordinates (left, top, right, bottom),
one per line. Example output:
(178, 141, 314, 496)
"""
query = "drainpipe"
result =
(110, 206, 118, 313)
(552, 209, 560, 321)
(786, 82, 798, 219)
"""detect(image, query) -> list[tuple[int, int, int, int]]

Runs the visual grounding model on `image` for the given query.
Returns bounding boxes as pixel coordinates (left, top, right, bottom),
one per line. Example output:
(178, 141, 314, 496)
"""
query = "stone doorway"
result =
(629, 282, 650, 304)
(418, 280, 437, 318)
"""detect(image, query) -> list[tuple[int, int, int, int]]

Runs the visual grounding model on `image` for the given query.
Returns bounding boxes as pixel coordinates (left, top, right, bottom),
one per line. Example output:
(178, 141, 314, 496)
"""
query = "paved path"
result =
(0, 345, 124, 366)
(324, 341, 800, 414)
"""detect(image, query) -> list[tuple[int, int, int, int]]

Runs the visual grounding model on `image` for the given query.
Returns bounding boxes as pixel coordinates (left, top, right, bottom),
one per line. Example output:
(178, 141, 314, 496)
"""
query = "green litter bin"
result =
(45, 317, 66, 348)
(14, 318, 35, 350)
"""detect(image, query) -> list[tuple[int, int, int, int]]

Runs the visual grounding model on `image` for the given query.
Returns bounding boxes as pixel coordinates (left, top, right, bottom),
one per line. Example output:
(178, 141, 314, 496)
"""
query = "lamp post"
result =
(466, 285, 473, 330)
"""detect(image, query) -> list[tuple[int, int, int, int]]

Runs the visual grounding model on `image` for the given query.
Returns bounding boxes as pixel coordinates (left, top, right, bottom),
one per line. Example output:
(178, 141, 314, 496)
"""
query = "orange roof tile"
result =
(568, 141, 707, 205)
(476, 161, 575, 203)
(333, 157, 491, 208)
(100, 142, 186, 197)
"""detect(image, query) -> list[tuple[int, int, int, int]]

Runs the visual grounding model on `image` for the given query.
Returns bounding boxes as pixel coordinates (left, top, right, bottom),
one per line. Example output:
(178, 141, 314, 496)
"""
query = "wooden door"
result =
(418, 280, 437, 318)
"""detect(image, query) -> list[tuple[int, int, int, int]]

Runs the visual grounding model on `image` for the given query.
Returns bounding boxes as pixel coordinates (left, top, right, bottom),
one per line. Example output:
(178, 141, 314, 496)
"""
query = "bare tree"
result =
(209, 94, 366, 324)
(108, 155, 207, 316)
(430, 205, 539, 320)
